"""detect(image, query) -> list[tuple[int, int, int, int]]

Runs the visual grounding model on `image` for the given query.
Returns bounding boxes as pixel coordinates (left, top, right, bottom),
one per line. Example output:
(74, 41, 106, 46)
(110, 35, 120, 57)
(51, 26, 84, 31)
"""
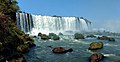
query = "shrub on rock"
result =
(89, 42, 103, 50)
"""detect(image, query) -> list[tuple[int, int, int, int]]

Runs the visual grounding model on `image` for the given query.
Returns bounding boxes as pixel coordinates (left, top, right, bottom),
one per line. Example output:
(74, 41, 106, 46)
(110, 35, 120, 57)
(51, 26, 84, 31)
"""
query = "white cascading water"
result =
(16, 13, 91, 35)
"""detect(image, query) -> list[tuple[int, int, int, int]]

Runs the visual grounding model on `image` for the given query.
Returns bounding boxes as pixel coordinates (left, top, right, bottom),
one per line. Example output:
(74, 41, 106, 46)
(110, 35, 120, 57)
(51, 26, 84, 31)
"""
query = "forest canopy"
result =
(0, 0, 19, 15)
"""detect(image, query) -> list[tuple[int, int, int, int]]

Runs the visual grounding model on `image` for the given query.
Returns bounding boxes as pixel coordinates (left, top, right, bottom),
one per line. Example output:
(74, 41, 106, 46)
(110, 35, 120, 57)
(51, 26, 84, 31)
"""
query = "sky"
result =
(17, 0, 120, 32)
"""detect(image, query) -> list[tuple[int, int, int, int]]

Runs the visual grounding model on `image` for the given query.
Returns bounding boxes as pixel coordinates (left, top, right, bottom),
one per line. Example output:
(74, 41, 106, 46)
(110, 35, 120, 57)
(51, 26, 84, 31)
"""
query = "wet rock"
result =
(66, 48, 73, 52)
(38, 32, 42, 36)
(89, 42, 103, 50)
(49, 33, 60, 40)
(98, 36, 115, 41)
(33, 36, 37, 38)
(52, 47, 66, 54)
(74, 33, 84, 39)
(52, 47, 73, 54)
(59, 32, 63, 35)
(8, 53, 26, 62)
(47, 46, 52, 48)
(16, 44, 29, 53)
(108, 37, 115, 41)
(97, 36, 108, 40)
(89, 53, 104, 62)
(26, 41, 36, 48)
(38, 33, 49, 40)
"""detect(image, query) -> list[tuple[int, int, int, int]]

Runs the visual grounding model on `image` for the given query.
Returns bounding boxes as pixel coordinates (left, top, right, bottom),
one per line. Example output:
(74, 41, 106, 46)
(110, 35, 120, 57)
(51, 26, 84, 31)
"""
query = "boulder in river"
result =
(49, 33, 60, 40)
(97, 36, 108, 40)
(98, 36, 115, 41)
(88, 42, 103, 50)
(108, 37, 115, 41)
(52, 47, 73, 54)
(89, 53, 104, 62)
(74, 33, 85, 39)
(38, 33, 49, 40)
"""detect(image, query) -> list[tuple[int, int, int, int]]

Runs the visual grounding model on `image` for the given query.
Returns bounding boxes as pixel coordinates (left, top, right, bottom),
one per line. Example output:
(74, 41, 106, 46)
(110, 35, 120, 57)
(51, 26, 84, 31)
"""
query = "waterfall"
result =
(16, 13, 34, 33)
(16, 13, 91, 35)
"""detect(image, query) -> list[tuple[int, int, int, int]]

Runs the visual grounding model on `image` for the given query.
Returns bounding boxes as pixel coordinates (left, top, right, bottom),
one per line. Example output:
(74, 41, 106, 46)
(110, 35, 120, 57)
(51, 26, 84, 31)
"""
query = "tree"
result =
(0, 0, 19, 15)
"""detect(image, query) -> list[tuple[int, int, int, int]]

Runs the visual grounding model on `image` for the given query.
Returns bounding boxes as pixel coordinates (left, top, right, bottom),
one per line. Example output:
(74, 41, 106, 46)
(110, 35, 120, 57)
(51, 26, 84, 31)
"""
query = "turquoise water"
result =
(25, 35, 120, 62)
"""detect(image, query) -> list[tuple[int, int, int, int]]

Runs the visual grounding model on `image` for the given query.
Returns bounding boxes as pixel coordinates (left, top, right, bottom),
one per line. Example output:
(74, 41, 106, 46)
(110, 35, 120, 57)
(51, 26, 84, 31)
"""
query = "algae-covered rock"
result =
(16, 44, 29, 53)
(49, 33, 60, 40)
(97, 36, 108, 40)
(41, 34, 49, 40)
(38, 33, 49, 40)
(74, 33, 85, 39)
(108, 37, 115, 41)
(98, 36, 115, 41)
(89, 42, 103, 50)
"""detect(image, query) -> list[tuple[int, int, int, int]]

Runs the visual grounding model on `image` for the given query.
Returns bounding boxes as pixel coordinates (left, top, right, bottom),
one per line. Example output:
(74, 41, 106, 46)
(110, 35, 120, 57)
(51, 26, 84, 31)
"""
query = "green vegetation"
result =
(0, 0, 35, 61)
(0, 0, 19, 15)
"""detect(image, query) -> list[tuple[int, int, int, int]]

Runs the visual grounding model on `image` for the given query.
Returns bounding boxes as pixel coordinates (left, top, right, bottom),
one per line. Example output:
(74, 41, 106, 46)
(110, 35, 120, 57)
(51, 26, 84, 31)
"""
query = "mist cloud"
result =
(102, 20, 120, 33)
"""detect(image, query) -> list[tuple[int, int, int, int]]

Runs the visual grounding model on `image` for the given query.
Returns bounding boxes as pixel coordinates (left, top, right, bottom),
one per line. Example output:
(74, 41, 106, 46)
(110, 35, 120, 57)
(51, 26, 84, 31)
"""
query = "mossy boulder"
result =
(86, 34, 96, 38)
(108, 37, 115, 41)
(98, 36, 115, 41)
(39, 33, 49, 40)
(89, 53, 104, 62)
(52, 35, 60, 40)
(74, 33, 84, 39)
(89, 42, 103, 50)
(24, 41, 36, 48)
(49, 33, 60, 40)
(16, 44, 29, 53)
(97, 36, 108, 40)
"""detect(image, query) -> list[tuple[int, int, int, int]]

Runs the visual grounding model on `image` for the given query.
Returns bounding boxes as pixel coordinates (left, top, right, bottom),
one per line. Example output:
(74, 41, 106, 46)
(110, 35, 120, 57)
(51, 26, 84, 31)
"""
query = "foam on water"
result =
(105, 43, 118, 47)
